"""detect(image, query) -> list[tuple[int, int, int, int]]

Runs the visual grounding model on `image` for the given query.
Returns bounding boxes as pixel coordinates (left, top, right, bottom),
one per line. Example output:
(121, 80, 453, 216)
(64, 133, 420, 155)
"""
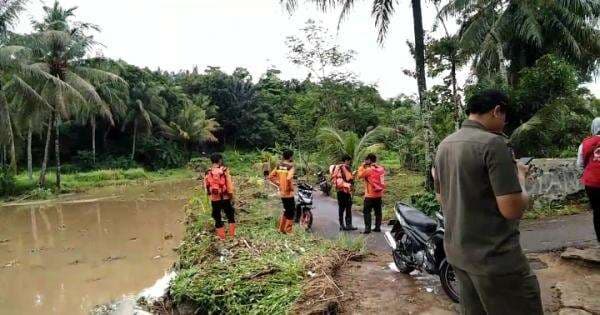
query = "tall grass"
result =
(2, 167, 194, 201)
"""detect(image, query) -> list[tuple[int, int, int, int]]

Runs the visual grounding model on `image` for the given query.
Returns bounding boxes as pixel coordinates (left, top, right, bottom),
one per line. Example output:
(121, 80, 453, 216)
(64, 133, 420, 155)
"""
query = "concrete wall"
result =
(526, 158, 583, 203)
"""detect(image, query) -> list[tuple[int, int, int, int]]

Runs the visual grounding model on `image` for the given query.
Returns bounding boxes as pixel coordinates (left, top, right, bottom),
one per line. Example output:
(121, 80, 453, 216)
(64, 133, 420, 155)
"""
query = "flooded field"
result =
(0, 180, 196, 315)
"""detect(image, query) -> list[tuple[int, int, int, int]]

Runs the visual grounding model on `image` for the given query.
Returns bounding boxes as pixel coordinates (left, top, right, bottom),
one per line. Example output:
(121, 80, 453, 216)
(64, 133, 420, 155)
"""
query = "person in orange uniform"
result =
(356, 153, 386, 234)
(330, 154, 358, 231)
(203, 153, 236, 240)
(269, 149, 296, 234)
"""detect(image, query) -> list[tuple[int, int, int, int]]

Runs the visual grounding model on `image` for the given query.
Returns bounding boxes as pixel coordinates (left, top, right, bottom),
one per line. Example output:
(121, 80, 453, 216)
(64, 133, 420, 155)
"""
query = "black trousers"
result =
(586, 186, 600, 242)
(211, 200, 235, 228)
(281, 197, 296, 220)
(363, 197, 382, 232)
(337, 191, 353, 227)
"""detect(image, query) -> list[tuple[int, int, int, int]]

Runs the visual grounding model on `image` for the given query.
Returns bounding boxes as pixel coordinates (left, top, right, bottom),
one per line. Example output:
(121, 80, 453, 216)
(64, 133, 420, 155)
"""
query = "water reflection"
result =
(0, 180, 194, 315)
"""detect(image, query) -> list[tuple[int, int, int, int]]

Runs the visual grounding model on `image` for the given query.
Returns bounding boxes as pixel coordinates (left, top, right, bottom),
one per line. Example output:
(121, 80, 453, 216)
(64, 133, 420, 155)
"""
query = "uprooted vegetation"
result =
(149, 172, 365, 314)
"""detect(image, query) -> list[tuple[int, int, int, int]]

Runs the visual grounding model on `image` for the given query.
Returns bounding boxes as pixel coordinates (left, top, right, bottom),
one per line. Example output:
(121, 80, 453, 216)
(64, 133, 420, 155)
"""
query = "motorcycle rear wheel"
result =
(439, 259, 460, 303)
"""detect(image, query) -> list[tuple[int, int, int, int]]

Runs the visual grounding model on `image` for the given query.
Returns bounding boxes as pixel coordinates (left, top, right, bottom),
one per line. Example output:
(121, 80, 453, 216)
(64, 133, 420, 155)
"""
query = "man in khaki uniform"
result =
(433, 89, 543, 315)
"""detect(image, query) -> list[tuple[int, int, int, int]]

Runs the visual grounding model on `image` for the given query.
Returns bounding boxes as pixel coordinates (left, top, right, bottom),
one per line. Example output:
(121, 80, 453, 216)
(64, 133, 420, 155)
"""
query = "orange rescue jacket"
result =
(268, 161, 295, 198)
(331, 164, 354, 194)
(204, 165, 234, 202)
(356, 164, 385, 198)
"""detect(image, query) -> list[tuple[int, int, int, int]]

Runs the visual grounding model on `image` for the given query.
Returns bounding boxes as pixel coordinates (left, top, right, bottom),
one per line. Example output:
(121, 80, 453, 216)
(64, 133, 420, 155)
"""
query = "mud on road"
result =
(330, 248, 600, 315)
(335, 251, 455, 315)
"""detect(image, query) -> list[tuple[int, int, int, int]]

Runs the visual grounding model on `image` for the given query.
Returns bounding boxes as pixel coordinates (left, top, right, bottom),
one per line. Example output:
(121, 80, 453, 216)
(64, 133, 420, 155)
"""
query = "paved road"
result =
(310, 194, 398, 252)
(520, 212, 596, 252)
(310, 193, 597, 253)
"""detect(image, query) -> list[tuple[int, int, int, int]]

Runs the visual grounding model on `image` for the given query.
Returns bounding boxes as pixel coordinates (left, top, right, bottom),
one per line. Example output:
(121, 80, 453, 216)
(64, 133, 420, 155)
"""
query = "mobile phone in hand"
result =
(518, 157, 534, 165)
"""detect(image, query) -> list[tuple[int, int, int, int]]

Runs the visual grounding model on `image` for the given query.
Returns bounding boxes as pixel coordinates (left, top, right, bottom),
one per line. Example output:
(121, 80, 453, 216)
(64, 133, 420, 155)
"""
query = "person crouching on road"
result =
(269, 149, 296, 234)
(331, 154, 358, 231)
(356, 153, 386, 234)
(204, 153, 236, 240)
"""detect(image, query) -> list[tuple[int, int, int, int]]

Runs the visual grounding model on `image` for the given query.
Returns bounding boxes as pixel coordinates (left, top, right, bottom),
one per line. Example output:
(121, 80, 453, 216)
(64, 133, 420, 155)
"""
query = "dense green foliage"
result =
(0, 0, 599, 199)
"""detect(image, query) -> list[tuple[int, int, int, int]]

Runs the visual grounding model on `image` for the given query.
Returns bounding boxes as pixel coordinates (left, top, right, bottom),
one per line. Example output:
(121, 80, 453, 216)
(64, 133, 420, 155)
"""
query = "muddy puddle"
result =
(0, 180, 196, 315)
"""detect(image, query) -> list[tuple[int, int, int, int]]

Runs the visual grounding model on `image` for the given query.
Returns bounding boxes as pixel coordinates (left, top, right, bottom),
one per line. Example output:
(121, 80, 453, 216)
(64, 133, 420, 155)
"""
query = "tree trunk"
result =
(411, 0, 434, 190)
(131, 120, 137, 161)
(55, 115, 61, 190)
(27, 120, 33, 180)
(434, 2, 461, 131)
(91, 117, 96, 166)
(103, 127, 110, 150)
(451, 61, 461, 131)
(39, 115, 54, 187)
(0, 91, 17, 174)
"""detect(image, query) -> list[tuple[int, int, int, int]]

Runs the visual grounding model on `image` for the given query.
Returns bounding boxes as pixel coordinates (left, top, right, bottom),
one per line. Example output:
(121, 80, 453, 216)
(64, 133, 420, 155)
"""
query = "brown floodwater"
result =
(0, 180, 197, 315)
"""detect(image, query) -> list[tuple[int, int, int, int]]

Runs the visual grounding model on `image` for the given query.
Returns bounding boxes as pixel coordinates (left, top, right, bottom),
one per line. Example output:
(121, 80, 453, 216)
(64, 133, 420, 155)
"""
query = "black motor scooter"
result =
(384, 202, 459, 303)
(316, 171, 331, 196)
(294, 182, 314, 230)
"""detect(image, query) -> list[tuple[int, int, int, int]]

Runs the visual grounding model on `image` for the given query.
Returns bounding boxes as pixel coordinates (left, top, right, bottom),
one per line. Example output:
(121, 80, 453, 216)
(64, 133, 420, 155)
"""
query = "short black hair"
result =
(365, 153, 377, 163)
(465, 89, 510, 115)
(340, 154, 352, 162)
(210, 153, 223, 164)
(282, 149, 294, 160)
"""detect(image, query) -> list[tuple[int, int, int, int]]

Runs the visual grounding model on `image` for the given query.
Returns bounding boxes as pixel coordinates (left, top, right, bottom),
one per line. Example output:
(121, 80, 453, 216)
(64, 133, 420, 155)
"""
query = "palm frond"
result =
(0, 45, 29, 69)
(71, 66, 128, 89)
(510, 101, 566, 144)
(63, 71, 103, 105)
(134, 99, 152, 133)
(318, 126, 347, 153)
(372, 0, 395, 44)
(0, 0, 27, 36)
(337, 0, 356, 30)
(31, 30, 72, 52)
(512, 1, 544, 48)
(439, 0, 482, 18)
(280, 0, 298, 14)
(4, 74, 53, 112)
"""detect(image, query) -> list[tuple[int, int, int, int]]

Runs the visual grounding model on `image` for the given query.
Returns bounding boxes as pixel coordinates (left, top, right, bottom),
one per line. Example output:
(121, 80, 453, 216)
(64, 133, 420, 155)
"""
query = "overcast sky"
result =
(14, 0, 599, 99)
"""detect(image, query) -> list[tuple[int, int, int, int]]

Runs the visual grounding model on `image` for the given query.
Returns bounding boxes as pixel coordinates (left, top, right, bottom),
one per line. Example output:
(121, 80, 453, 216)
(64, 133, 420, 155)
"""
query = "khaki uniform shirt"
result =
(434, 120, 528, 275)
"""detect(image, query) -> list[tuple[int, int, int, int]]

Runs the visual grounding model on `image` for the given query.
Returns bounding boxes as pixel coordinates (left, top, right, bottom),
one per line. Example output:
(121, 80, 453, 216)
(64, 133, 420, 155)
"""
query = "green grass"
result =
(524, 199, 589, 220)
(3, 167, 193, 201)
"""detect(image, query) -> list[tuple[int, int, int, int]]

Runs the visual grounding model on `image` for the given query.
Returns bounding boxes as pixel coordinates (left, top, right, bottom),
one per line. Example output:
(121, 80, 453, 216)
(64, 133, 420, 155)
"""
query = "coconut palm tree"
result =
(282, 0, 435, 189)
(163, 102, 220, 157)
(26, 1, 127, 188)
(6, 75, 52, 179)
(76, 60, 128, 165)
(0, 0, 25, 174)
(317, 126, 387, 169)
(441, 0, 600, 85)
(122, 83, 167, 161)
(0, 0, 54, 175)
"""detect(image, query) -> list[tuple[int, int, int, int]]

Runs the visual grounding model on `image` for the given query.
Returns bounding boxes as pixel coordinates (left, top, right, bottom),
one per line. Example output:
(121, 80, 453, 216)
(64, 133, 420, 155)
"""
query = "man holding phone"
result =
(433, 90, 542, 314)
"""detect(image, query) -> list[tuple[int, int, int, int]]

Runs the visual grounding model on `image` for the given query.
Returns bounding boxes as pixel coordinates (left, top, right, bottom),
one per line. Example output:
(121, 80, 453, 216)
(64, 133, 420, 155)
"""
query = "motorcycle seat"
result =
(396, 203, 437, 234)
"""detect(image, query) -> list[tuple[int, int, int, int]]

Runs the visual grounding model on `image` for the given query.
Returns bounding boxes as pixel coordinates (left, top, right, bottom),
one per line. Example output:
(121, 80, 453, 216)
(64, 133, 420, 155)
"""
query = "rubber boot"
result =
(215, 227, 226, 240)
(284, 219, 294, 234)
(228, 223, 236, 238)
(278, 216, 286, 233)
